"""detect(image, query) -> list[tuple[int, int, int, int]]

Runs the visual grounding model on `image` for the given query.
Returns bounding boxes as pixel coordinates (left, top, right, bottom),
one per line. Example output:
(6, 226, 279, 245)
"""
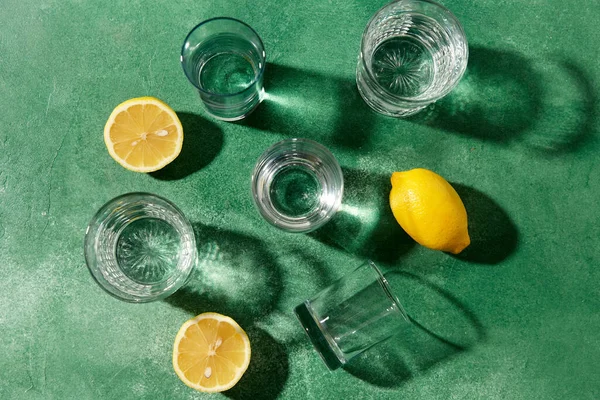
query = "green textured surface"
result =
(1, 0, 599, 399)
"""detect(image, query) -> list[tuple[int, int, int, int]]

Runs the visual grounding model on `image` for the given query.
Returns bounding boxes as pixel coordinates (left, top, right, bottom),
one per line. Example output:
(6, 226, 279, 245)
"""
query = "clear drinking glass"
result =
(294, 260, 409, 370)
(251, 138, 344, 233)
(84, 193, 197, 302)
(181, 17, 266, 121)
(356, 0, 468, 117)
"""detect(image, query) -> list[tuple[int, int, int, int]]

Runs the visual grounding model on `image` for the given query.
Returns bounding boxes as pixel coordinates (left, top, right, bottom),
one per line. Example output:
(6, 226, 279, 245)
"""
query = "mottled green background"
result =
(1, 0, 599, 399)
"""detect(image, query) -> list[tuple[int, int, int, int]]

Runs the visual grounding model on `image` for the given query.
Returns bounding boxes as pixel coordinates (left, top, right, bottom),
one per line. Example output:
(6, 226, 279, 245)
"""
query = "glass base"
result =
(356, 60, 428, 118)
(202, 94, 263, 122)
(294, 301, 344, 371)
(200, 86, 265, 122)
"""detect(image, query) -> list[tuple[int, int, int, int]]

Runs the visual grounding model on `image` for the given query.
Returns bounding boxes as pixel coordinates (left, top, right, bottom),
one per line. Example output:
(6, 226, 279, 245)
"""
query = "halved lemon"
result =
(104, 97, 183, 172)
(173, 313, 251, 393)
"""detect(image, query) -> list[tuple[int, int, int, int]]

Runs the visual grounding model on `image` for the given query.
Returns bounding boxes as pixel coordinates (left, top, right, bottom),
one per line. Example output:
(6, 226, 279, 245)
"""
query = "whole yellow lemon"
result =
(390, 168, 470, 254)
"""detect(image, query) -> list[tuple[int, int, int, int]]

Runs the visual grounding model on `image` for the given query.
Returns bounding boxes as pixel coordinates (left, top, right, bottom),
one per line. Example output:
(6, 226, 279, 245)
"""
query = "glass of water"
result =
(295, 260, 409, 370)
(181, 17, 266, 121)
(84, 193, 197, 302)
(251, 138, 344, 233)
(356, 0, 468, 117)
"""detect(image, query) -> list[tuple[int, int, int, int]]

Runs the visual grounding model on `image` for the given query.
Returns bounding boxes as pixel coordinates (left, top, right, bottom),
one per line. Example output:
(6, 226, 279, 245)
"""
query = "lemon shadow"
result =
(450, 183, 519, 264)
(150, 112, 223, 180)
(224, 327, 289, 400)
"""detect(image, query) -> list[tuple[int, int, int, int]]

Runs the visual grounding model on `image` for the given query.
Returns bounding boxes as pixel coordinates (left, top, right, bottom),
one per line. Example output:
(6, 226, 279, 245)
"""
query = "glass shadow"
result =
(344, 270, 485, 387)
(164, 224, 283, 327)
(309, 167, 415, 264)
(408, 46, 543, 142)
(242, 63, 378, 150)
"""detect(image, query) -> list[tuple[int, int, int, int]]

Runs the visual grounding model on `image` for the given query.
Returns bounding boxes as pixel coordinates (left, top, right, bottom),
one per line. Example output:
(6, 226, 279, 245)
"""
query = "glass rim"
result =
(366, 260, 410, 321)
(180, 17, 266, 97)
(85, 191, 187, 230)
(84, 192, 196, 303)
(254, 137, 337, 159)
(359, 0, 469, 104)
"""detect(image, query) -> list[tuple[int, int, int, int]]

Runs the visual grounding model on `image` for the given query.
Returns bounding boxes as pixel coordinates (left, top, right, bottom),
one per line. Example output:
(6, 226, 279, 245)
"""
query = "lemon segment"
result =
(173, 313, 251, 393)
(104, 97, 183, 173)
